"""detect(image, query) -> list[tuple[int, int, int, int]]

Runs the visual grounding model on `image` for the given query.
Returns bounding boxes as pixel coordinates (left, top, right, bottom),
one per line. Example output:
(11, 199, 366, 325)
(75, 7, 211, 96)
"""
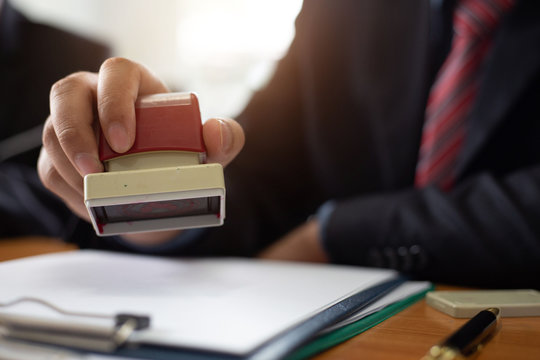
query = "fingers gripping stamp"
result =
(84, 92, 225, 236)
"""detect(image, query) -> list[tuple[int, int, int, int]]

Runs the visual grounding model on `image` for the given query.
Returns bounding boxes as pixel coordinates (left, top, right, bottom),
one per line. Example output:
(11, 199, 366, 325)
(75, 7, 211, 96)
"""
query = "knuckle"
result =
(50, 73, 87, 102)
(55, 123, 81, 151)
(97, 94, 133, 128)
(98, 92, 126, 119)
(46, 112, 87, 161)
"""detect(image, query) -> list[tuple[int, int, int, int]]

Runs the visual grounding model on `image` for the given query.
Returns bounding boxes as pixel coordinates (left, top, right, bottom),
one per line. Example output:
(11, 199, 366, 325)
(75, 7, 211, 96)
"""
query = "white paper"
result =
(0, 250, 429, 355)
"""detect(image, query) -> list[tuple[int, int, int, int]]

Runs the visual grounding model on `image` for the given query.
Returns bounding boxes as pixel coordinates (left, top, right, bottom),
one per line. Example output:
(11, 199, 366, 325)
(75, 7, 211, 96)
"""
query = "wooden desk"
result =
(1, 238, 539, 359)
(0, 237, 77, 261)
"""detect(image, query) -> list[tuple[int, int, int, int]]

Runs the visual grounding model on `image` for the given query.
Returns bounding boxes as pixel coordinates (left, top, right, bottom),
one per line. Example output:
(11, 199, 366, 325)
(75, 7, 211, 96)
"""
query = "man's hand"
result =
(258, 220, 329, 263)
(38, 57, 245, 245)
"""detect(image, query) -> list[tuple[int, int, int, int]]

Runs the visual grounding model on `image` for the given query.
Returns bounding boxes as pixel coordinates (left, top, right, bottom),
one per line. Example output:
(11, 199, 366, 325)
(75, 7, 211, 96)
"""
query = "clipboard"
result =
(0, 251, 432, 359)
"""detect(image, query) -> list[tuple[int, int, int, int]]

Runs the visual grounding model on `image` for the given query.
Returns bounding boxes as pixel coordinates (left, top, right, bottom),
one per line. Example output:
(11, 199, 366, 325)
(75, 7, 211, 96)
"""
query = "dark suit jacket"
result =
(0, 1, 108, 237)
(71, 0, 540, 288)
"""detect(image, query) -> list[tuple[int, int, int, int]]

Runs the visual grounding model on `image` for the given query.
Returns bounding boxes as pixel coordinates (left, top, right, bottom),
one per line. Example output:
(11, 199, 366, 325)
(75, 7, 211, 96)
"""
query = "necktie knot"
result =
(454, 0, 515, 38)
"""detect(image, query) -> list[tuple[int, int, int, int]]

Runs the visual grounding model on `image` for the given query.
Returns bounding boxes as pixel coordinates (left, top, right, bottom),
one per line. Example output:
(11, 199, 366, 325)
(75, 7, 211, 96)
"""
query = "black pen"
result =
(421, 307, 501, 360)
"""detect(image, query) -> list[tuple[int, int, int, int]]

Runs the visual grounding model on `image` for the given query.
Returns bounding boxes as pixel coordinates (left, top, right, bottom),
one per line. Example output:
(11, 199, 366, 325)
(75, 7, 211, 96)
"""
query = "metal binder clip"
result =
(0, 297, 150, 352)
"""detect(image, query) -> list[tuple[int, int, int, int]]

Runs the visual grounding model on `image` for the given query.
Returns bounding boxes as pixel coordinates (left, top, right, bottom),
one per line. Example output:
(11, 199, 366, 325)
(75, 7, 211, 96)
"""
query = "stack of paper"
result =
(0, 250, 431, 359)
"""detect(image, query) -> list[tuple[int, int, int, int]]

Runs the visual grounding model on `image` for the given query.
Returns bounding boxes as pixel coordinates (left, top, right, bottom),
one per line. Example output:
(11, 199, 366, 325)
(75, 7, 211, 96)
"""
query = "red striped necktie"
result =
(415, 0, 514, 191)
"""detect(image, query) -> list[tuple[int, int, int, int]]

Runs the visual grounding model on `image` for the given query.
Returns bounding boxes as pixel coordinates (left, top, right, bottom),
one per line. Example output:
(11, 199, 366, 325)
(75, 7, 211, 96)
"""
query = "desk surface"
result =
(1, 237, 539, 360)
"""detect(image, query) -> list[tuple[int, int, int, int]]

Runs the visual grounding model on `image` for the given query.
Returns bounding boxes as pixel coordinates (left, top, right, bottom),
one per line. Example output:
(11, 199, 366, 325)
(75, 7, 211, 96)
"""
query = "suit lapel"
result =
(456, 0, 540, 179)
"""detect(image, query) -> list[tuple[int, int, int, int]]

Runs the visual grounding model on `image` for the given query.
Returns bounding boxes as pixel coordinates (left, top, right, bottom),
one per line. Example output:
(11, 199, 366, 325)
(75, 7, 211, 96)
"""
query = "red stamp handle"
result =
(99, 92, 205, 162)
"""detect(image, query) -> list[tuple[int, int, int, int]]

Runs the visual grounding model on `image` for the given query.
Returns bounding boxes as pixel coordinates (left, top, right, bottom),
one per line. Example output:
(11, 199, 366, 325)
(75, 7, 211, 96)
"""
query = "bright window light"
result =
(11, 0, 303, 118)
(174, 0, 303, 118)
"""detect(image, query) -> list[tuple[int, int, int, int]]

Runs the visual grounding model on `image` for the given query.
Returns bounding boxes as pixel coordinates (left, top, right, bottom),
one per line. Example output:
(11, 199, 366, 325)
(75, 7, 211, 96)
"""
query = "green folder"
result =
(287, 285, 434, 360)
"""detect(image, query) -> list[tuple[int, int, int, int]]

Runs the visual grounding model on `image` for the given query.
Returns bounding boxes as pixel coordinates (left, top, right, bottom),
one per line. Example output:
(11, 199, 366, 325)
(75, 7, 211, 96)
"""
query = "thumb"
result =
(203, 118, 245, 167)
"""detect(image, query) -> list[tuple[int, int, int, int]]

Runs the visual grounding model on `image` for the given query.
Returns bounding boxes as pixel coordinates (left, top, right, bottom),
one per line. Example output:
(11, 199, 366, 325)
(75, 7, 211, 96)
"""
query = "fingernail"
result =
(74, 153, 103, 176)
(107, 122, 130, 153)
(218, 119, 233, 152)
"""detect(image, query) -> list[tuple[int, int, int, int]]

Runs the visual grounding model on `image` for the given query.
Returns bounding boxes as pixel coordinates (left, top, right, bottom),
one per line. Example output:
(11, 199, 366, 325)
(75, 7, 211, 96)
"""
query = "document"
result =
(0, 250, 430, 358)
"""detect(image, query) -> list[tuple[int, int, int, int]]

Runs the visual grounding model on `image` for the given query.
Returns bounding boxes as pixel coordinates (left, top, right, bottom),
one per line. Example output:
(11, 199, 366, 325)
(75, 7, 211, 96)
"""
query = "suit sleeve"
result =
(320, 164, 540, 288)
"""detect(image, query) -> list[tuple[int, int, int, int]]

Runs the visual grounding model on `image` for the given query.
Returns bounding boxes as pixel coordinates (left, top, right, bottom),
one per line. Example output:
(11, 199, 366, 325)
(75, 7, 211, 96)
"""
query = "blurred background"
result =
(11, 0, 303, 120)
